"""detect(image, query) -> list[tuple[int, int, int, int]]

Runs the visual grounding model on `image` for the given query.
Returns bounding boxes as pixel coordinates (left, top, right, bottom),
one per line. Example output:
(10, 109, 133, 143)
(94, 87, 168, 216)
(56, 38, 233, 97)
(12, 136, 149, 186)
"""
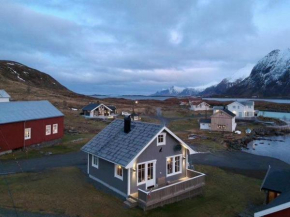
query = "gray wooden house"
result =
(81, 117, 205, 210)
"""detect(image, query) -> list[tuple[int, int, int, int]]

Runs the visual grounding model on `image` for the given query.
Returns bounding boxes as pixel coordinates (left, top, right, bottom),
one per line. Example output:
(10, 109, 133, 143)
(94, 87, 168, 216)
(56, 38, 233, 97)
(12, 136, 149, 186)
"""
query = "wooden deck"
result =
(132, 169, 205, 211)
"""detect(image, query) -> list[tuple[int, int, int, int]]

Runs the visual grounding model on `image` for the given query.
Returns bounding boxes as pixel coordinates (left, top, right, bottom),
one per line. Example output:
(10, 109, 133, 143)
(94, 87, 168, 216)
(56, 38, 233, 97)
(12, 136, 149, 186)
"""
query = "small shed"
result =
(0, 90, 11, 102)
(200, 119, 211, 130)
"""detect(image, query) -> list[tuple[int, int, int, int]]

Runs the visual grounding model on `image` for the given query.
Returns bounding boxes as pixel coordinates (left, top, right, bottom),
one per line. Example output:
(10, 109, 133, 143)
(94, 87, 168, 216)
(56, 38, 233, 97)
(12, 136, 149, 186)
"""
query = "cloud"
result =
(0, 0, 289, 94)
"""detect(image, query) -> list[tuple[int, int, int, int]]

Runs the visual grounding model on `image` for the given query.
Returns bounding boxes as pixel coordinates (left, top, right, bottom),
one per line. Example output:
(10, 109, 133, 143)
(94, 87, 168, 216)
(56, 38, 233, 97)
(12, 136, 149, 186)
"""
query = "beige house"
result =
(190, 101, 211, 111)
(200, 109, 236, 132)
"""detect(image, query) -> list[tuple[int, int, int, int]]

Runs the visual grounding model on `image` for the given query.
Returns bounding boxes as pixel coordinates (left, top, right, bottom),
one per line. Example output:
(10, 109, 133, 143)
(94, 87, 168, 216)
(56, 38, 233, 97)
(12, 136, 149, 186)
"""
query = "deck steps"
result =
(124, 197, 138, 208)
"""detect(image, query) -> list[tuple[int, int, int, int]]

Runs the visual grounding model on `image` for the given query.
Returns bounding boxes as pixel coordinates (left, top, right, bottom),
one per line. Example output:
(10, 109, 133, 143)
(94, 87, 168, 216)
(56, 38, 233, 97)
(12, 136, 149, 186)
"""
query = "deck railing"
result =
(138, 169, 205, 209)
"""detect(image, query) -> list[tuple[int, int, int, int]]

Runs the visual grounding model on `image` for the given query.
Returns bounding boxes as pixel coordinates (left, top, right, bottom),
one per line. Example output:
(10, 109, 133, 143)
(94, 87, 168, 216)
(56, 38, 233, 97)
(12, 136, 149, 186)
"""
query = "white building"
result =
(226, 101, 255, 118)
(199, 119, 211, 130)
(190, 101, 211, 111)
(0, 90, 10, 103)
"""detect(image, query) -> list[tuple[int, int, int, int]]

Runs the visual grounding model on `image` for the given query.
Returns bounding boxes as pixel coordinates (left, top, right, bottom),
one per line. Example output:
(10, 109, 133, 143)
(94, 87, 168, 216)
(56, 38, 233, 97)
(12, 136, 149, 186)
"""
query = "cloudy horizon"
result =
(0, 0, 290, 95)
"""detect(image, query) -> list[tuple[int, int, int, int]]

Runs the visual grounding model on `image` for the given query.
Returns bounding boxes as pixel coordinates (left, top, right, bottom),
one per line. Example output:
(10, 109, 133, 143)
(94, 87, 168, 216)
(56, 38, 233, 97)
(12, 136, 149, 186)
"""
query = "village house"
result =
(227, 101, 255, 118)
(255, 167, 290, 217)
(200, 108, 236, 132)
(0, 90, 10, 102)
(81, 117, 205, 210)
(82, 103, 117, 118)
(190, 101, 211, 111)
(0, 100, 64, 155)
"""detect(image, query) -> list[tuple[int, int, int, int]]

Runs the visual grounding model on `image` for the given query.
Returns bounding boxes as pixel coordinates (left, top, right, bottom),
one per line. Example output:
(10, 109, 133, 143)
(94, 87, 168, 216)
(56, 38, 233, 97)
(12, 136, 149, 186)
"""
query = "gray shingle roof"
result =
(200, 119, 211, 123)
(82, 103, 100, 111)
(223, 109, 236, 117)
(261, 167, 290, 193)
(239, 101, 254, 106)
(81, 119, 163, 167)
(0, 101, 64, 125)
(0, 90, 10, 98)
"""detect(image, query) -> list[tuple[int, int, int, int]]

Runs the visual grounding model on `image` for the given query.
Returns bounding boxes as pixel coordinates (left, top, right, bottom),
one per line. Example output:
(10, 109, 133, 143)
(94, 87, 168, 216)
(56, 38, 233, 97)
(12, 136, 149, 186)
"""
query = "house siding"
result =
(0, 117, 64, 152)
(89, 154, 128, 196)
(130, 130, 187, 194)
(211, 112, 235, 132)
(227, 102, 255, 118)
(264, 207, 290, 217)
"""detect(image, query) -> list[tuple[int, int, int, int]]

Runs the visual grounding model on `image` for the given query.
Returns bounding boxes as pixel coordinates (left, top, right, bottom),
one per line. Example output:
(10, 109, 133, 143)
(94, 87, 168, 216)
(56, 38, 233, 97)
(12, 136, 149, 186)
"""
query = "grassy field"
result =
(168, 118, 199, 132)
(0, 165, 264, 217)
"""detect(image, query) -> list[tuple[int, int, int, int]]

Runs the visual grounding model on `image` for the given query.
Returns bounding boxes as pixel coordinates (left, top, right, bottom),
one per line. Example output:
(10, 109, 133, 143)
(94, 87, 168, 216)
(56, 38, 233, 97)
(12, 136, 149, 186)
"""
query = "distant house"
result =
(200, 109, 236, 132)
(213, 106, 224, 114)
(81, 117, 205, 210)
(131, 112, 141, 121)
(0, 90, 10, 102)
(180, 100, 189, 106)
(190, 101, 211, 111)
(255, 167, 290, 217)
(82, 103, 117, 118)
(0, 101, 64, 154)
(227, 101, 255, 118)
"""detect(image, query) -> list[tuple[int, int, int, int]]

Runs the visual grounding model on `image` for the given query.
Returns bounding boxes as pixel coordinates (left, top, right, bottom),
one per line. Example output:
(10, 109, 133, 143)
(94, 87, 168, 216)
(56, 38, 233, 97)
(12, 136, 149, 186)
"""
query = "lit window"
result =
(53, 124, 58, 134)
(217, 125, 226, 130)
(167, 155, 182, 176)
(46, 125, 51, 135)
(115, 164, 123, 180)
(157, 133, 166, 146)
(92, 155, 99, 168)
(24, 128, 31, 140)
(138, 163, 145, 184)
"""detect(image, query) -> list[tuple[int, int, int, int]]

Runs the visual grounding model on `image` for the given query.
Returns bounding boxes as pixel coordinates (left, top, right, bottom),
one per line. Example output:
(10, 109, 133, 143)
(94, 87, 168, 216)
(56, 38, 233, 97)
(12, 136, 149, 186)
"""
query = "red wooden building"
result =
(0, 100, 64, 154)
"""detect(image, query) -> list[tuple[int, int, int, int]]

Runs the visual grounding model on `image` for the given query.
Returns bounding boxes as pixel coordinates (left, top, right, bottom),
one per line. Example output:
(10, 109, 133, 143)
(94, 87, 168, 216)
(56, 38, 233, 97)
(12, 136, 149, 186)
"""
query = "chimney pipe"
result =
(124, 115, 131, 133)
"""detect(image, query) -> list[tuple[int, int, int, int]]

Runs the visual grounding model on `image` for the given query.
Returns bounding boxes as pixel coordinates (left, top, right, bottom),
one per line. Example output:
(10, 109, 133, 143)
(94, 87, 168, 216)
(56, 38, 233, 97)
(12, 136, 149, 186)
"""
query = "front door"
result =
(146, 162, 155, 188)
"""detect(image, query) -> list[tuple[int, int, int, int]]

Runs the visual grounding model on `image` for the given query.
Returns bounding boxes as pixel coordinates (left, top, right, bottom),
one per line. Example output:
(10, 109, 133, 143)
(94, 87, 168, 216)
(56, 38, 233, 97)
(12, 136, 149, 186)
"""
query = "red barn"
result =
(0, 100, 64, 154)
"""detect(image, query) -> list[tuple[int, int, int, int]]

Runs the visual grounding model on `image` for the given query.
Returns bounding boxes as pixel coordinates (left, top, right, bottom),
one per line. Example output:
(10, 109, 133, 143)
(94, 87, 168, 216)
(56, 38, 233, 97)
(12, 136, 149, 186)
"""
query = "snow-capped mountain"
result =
(200, 78, 243, 96)
(179, 88, 200, 96)
(151, 86, 184, 96)
(225, 49, 290, 97)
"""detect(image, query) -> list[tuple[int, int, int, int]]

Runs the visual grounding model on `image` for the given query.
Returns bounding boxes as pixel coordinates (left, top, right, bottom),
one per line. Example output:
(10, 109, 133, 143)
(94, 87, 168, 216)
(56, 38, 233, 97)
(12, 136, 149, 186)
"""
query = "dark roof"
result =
(108, 105, 116, 110)
(261, 167, 290, 193)
(81, 119, 163, 167)
(239, 101, 254, 106)
(82, 103, 100, 111)
(222, 109, 236, 117)
(200, 119, 211, 123)
(213, 106, 224, 110)
(0, 101, 63, 125)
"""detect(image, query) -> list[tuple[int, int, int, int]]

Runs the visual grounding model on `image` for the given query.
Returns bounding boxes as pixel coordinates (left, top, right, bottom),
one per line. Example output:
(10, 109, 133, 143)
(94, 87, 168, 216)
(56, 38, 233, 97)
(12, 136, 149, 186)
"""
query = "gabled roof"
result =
(108, 105, 116, 111)
(0, 90, 10, 98)
(261, 167, 290, 193)
(200, 119, 211, 123)
(191, 101, 210, 106)
(0, 101, 64, 125)
(212, 108, 235, 118)
(227, 100, 254, 107)
(82, 103, 112, 112)
(213, 106, 224, 110)
(81, 119, 196, 168)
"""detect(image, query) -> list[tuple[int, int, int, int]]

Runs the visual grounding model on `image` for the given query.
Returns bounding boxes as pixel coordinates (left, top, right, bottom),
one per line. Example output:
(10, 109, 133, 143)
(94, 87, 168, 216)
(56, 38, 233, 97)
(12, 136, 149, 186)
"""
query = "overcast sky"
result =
(0, 0, 290, 95)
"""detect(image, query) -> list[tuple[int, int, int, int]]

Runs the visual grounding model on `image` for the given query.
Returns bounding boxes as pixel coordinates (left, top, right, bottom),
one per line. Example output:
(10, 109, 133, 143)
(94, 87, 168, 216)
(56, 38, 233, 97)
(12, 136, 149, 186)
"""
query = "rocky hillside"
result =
(200, 78, 243, 96)
(0, 60, 70, 92)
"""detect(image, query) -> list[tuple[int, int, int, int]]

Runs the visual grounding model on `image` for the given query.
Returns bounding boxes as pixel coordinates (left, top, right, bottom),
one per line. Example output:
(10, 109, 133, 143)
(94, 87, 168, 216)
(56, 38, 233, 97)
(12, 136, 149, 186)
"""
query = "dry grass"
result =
(0, 166, 264, 217)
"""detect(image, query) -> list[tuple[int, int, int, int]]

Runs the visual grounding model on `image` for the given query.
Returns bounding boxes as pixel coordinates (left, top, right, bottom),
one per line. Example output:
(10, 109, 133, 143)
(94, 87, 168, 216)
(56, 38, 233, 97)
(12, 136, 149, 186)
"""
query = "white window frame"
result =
(157, 132, 166, 146)
(137, 162, 146, 185)
(53, 124, 58, 134)
(166, 154, 182, 177)
(114, 164, 123, 180)
(24, 128, 31, 140)
(45, 125, 51, 135)
(92, 155, 99, 169)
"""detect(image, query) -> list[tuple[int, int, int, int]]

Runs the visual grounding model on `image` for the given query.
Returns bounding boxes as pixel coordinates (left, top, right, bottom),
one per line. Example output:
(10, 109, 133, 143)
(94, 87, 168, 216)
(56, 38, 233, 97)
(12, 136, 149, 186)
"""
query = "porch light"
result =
(167, 158, 171, 162)
(183, 156, 186, 160)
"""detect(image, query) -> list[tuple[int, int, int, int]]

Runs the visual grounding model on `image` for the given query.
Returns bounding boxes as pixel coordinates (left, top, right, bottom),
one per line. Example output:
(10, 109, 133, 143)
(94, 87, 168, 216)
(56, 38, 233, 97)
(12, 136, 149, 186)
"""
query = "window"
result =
(238, 106, 240, 109)
(92, 155, 99, 168)
(157, 132, 166, 146)
(115, 164, 123, 180)
(166, 155, 182, 176)
(24, 128, 31, 140)
(46, 125, 51, 135)
(53, 124, 58, 134)
(217, 125, 226, 130)
(138, 163, 145, 184)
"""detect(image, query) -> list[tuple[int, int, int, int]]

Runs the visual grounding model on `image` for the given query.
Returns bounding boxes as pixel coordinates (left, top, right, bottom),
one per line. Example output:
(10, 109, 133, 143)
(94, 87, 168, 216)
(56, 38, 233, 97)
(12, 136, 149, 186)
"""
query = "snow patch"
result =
(17, 76, 25, 82)
(6, 63, 14, 65)
(23, 71, 29, 75)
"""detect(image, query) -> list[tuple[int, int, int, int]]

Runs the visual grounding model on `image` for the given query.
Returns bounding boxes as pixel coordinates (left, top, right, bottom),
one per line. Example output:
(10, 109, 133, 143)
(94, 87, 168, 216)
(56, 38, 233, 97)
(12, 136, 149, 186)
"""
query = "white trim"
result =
(24, 128, 31, 140)
(127, 168, 130, 196)
(137, 159, 157, 187)
(45, 125, 51, 135)
(91, 103, 113, 112)
(52, 124, 58, 134)
(89, 174, 127, 198)
(87, 154, 90, 174)
(157, 132, 166, 146)
(114, 164, 123, 181)
(125, 127, 196, 169)
(227, 101, 245, 108)
(261, 165, 271, 191)
(166, 154, 182, 177)
(254, 201, 290, 217)
(92, 155, 99, 169)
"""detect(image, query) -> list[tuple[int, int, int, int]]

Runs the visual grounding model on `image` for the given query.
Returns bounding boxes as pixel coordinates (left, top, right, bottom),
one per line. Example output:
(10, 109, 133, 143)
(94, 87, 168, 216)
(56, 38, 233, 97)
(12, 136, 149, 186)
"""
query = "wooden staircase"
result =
(123, 196, 138, 208)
